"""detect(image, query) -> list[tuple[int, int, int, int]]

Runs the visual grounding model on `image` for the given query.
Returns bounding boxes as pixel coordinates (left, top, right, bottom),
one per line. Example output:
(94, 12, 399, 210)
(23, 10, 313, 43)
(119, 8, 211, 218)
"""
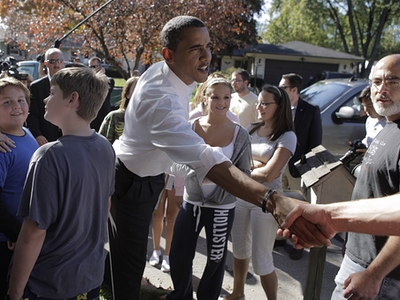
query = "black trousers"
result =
(107, 159, 164, 300)
(0, 242, 13, 300)
(167, 202, 235, 300)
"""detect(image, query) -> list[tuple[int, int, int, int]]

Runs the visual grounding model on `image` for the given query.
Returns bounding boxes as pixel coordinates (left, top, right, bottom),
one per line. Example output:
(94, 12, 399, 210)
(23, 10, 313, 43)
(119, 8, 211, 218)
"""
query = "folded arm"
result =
(250, 147, 292, 183)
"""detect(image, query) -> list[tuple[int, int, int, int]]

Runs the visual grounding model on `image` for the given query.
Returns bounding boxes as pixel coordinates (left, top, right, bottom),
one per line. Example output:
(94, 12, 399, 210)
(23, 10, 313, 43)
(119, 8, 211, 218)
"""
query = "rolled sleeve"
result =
(192, 146, 231, 183)
(148, 98, 230, 183)
(115, 61, 229, 182)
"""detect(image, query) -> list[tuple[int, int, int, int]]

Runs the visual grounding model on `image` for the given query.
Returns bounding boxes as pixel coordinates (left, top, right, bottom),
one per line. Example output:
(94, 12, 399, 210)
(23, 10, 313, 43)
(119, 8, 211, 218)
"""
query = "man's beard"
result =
(373, 100, 400, 117)
(234, 86, 245, 93)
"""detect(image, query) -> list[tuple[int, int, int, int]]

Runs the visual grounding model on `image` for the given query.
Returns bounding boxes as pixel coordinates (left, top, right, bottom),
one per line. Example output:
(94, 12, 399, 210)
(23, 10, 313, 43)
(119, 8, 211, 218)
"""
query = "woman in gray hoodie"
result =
(167, 78, 252, 300)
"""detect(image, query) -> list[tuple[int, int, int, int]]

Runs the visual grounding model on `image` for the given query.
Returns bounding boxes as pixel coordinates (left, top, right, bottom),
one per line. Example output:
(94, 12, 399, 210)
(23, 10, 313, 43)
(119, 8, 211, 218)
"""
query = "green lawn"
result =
(114, 78, 126, 87)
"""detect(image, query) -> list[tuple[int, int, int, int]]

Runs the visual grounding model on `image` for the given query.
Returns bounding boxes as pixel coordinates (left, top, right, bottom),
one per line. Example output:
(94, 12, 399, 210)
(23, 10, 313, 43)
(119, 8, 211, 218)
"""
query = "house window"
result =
(6, 44, 20, 56)
(234, 60, 248, 70)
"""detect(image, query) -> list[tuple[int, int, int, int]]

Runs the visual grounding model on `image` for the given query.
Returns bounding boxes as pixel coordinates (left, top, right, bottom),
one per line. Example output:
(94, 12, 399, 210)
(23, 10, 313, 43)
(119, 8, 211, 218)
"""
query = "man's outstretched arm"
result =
(278, 193, 400, 248)
(206, 161, 331, 248)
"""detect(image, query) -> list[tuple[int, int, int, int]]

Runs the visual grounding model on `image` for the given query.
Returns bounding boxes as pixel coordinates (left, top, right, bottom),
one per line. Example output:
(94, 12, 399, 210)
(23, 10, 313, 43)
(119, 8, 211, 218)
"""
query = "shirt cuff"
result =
(193, 146, 231, 184)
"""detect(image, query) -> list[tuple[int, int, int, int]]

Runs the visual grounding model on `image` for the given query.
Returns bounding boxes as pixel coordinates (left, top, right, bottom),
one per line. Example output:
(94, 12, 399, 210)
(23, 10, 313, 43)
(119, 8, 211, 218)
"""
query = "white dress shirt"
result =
(113, 61, 229, 182)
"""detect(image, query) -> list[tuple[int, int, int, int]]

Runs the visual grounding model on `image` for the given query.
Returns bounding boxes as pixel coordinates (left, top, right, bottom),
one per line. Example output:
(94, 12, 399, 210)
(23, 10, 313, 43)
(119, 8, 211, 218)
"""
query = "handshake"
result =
(271, 193, 334, 249)
(273, 192, 400, 248)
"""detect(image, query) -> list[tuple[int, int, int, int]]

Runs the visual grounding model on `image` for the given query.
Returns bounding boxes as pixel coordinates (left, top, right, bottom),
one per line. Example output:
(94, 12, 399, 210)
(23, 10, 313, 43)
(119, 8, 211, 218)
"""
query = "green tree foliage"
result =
(2, 0, 262, 79)
(262, 0, 400, 77)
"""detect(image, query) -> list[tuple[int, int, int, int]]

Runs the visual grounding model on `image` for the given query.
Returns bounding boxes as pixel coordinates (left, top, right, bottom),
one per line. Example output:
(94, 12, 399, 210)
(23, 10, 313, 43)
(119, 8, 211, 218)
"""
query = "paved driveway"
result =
(144, 226, 343, 299)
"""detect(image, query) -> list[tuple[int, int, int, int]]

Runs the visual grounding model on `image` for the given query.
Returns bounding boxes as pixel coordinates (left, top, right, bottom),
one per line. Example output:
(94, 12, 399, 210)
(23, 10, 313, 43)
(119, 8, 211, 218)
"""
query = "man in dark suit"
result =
(88, 57, 114, 131)
(278, 73, 322, 259)
(279, 73, 322, 190)
(27, 48, 64, 145)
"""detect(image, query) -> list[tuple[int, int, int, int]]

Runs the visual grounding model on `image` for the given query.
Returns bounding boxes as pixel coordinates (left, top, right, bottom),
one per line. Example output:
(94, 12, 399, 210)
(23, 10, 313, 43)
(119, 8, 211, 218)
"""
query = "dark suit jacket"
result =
(27, 76, 61, 141)
(90, 77, 114, 131)
(289, 97, 322, 177)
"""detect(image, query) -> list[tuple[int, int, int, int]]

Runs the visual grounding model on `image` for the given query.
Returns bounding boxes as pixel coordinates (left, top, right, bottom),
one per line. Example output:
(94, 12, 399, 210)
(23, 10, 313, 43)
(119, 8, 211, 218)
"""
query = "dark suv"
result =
(307, 71, 354, 86)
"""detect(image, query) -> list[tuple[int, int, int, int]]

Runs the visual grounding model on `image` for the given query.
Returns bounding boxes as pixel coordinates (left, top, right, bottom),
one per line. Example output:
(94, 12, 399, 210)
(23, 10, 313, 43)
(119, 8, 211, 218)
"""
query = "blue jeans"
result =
(332, 254, 400, 299)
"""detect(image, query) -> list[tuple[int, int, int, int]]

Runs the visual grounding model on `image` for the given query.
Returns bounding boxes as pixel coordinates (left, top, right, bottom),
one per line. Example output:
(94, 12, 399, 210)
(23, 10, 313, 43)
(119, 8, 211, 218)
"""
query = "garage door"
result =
(264, 60, 338, 88)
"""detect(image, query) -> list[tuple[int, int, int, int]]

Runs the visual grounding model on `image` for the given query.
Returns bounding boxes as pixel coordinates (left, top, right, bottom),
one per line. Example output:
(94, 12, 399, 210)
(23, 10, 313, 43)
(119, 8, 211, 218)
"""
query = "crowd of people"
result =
(1, 14, 400, 300)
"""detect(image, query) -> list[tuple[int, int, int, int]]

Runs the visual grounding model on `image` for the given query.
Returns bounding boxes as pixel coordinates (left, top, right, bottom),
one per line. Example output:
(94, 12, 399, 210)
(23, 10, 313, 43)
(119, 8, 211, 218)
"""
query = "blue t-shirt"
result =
(0, 128, 38, 242)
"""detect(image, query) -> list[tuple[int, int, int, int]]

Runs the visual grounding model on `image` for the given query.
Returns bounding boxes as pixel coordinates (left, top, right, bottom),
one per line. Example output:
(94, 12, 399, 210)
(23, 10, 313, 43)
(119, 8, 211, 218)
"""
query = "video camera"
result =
(339, 139, 367, 167)
(0, 55, 29, 81)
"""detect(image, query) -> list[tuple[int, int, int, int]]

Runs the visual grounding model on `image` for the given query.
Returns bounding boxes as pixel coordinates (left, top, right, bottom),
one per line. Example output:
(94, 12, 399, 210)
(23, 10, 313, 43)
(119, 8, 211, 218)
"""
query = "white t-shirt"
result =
(250, 129, 297, 192)
(362, 117, 386, 147)
(230, 91, 259, 127)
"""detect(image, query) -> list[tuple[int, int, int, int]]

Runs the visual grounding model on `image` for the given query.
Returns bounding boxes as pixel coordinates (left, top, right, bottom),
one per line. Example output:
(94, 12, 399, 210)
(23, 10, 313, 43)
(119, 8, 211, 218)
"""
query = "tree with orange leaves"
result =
(2, 0, 262, 79)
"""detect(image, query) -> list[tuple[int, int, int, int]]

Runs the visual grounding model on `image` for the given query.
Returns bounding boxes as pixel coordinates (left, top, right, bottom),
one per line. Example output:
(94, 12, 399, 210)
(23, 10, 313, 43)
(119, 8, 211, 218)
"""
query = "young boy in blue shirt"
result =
(0, 77, 38, 299)
(7, 67, 115, 300)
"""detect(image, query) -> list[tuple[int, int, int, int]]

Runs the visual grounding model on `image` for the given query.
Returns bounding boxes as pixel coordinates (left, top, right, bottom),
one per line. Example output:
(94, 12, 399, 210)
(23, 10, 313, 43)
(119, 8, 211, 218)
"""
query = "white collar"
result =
(162, 62, 196, 94)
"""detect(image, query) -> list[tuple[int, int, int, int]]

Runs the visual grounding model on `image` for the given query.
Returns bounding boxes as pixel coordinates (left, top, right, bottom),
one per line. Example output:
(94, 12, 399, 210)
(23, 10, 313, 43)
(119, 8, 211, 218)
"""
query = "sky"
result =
(256, 0, 272, 22)
(255, 0, 272, 34)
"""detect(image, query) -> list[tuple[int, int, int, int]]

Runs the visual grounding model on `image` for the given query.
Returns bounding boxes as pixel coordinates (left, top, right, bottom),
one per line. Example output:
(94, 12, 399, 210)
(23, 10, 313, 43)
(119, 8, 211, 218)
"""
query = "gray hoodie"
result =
(182, 122, 252, 206)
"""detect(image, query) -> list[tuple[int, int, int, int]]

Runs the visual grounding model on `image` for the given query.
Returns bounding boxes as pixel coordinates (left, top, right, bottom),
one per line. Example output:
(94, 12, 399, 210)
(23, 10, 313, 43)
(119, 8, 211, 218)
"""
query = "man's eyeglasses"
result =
(279, 85, 294, 90)
(230, 79, 243, 83)
(370, 78, 400, 90)
(90, 64, 101, 68)
(46, 59, 64, 64)
(257, 101, 277, 108)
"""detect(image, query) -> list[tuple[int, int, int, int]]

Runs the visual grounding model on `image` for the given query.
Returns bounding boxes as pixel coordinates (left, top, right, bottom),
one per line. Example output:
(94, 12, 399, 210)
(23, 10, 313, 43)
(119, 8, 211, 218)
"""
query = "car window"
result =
(301, 82, 350, 111)
(342, 96, 363, 115)
(334, 94, 367, 123)
(17, 65, 36, 79)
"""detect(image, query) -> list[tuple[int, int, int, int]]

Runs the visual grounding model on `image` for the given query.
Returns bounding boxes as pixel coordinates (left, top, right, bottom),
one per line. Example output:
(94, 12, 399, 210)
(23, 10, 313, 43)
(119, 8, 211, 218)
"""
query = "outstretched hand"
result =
(277, 202, 337, 248)
(271, 193, 332, 248)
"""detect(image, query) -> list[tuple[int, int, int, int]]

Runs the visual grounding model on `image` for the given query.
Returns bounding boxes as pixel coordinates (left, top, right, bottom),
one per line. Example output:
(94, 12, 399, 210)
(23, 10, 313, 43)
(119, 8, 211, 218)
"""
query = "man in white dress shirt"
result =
(108, 16, 328, 300)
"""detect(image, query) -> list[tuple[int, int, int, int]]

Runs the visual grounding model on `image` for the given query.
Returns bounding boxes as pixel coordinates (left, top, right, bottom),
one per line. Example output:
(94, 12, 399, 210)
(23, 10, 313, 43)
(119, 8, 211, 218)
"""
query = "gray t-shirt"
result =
(18, 132, 115, 298)
(346, 120, 400, 279)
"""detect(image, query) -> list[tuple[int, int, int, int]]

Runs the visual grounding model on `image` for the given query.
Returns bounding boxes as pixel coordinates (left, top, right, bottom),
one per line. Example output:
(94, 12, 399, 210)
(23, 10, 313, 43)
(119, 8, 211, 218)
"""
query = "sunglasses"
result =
(46, 59, 64, 64)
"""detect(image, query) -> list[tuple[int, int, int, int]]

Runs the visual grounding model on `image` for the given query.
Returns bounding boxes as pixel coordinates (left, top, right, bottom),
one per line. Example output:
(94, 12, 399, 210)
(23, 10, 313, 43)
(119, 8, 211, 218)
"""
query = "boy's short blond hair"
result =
(51, 67, 109, 122)
(0, 77, 30, 105)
